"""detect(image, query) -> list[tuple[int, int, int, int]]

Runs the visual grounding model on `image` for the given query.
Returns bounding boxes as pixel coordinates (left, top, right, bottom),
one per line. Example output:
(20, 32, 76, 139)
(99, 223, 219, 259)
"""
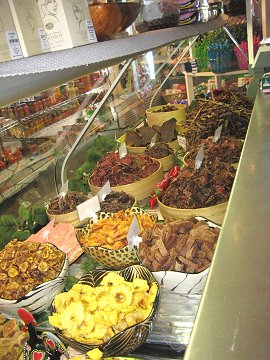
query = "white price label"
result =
(59, 180, 69, 196)
(5, 31, 23, 60)
(195, 145, 204, 171)
(97, 180, 111, 202)
(38, 28, 50, 52)
(213, 125, 222, 143)
(118, 142, 127, 159)
(177, 135, 187, 151)
(85, 19, 97, 42)
(77, 195, 100, 222)
(127, 215, 142, 251)
(150, 133, 158, 148)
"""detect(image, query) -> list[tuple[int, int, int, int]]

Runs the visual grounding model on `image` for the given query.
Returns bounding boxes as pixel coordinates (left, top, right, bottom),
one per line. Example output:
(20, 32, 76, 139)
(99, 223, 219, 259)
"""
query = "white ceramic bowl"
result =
(0, 254, 69, 318)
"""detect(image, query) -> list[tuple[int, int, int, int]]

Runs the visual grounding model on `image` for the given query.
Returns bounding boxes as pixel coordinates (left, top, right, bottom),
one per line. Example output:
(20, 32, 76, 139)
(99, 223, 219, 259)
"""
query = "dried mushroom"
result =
(139, 217, 220, 273)
(0, 241, 65, 300)
(144, 143, 173, 159)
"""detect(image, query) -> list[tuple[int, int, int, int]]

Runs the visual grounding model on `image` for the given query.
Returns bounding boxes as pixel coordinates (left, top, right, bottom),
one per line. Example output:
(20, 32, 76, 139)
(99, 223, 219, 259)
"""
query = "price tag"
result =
(118, 142, 127, 159)
(38, 28, 50, 52)
(85, 19, 97, 42)
(195, 145, 204, 171)
(177, 135, 187, 151)
(77, 195, 101, 222)
(213, 125, 222, 143)
(97, 180, 111, 202)
(127, 215, 142, 251)
(150, 133, 158, 148)
(59, 180, 69, 196)
(5, 31, 23, 60)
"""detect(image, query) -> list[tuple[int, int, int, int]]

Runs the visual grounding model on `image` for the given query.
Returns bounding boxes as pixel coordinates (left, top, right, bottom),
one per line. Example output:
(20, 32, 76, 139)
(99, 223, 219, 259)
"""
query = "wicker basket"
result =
(158, 198, 228, 225)
(89, 161, 163, 201)
(146, 104, 186, 129)
(118, 134, 180, 154)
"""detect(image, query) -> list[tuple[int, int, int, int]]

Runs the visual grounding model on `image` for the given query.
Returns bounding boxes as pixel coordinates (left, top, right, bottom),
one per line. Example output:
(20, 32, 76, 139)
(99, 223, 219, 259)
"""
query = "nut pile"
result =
(139, 217, 220, 273)
(0, 241, 65, 300)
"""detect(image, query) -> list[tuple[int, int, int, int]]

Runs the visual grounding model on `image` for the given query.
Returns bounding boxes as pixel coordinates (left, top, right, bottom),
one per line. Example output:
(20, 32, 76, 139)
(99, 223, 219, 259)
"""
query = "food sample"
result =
(160, 161, 236, 209)
(27, 222, 83, 264)
(79, 210, 156, 250)
(99, 192, 135, 213)
(139, 217, 220, 273)
(185, 98, 251, 149)
(184, 136, 243, 165)
(49, 272, 158, 344)
(152, 104, 179, 113)
(47, 191, 88, 215)
(144, 143, 174, 159)
(125, 119, 177, 147)
(89, 153, 159, 187)
(212, 89, 254, 111)
(0, 314, 29, 360)
(0, 241, 65, 300)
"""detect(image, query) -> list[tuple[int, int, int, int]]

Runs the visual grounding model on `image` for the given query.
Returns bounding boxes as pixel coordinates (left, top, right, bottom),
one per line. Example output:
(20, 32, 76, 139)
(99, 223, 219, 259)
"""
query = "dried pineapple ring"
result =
(100, 272, 125, 287)
(110, 284, 133, 309)
(8, 267, 19, 278)
(132, 278, 149, 292)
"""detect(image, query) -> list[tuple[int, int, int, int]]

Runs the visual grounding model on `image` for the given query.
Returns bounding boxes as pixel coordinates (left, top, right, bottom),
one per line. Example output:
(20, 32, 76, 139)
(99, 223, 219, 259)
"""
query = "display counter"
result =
(184, 90, 270, 360)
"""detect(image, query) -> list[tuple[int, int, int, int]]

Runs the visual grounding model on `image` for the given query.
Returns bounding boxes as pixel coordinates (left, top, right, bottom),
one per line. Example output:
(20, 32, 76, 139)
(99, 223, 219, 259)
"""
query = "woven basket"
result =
(158, 198, 228, 225)
(89, 161, 163, 201)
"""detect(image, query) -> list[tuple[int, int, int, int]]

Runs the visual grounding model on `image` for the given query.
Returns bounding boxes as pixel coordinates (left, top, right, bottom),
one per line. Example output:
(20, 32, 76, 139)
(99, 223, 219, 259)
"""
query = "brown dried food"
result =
(100, 191, 135, 212)
(47, 191, 88, 215)
(185, 136, 243, 165)
(160, 118, 177, 142)
(0, 316, 28, 360)
(185, 98, 251, 149)
(152, 105, 179, 113)
(139, 217, 220, 273)
(124, 120, 177, 147)
(90, 153, 159, 187)
(144, 142, 174, 159)
(0, 241, 65, 300)
(160, 160, 236, 208)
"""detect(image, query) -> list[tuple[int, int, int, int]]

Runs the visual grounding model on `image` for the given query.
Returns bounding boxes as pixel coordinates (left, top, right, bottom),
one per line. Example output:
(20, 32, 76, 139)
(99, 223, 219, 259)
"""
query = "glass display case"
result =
(2, 7, 269, 359)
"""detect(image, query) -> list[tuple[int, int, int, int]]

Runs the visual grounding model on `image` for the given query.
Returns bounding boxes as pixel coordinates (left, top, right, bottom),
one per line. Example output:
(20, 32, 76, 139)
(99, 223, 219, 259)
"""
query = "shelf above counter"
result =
(0, 16, 226, 107)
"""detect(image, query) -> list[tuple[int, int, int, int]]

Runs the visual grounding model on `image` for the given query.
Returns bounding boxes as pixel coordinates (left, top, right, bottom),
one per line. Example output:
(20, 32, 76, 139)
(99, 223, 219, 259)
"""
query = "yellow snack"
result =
(86, 348, 103, 360)
(50, 272, 158, 345)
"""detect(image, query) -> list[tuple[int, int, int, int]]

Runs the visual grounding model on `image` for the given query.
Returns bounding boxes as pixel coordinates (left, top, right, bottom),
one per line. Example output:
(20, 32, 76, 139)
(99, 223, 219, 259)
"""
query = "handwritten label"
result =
(213, 125, 222, 143)
(118, 142, 127, 159)
(98, 180, 111, 202)
(5, 31, 23, 60)
(150, 133, 158, 148)
(77, 195, 100, 222)
(177, 135, 187, 151)
(59, 180, 69, 196)
(127, 215, 142, 251)
(195, 145, 204, 171)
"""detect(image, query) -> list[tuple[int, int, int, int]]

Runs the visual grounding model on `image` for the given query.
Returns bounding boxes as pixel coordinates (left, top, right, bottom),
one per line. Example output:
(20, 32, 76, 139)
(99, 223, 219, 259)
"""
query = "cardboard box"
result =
(37, 0, 97, 52)
(0, 0, 23, 62)
(8, 0, 50, 57)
